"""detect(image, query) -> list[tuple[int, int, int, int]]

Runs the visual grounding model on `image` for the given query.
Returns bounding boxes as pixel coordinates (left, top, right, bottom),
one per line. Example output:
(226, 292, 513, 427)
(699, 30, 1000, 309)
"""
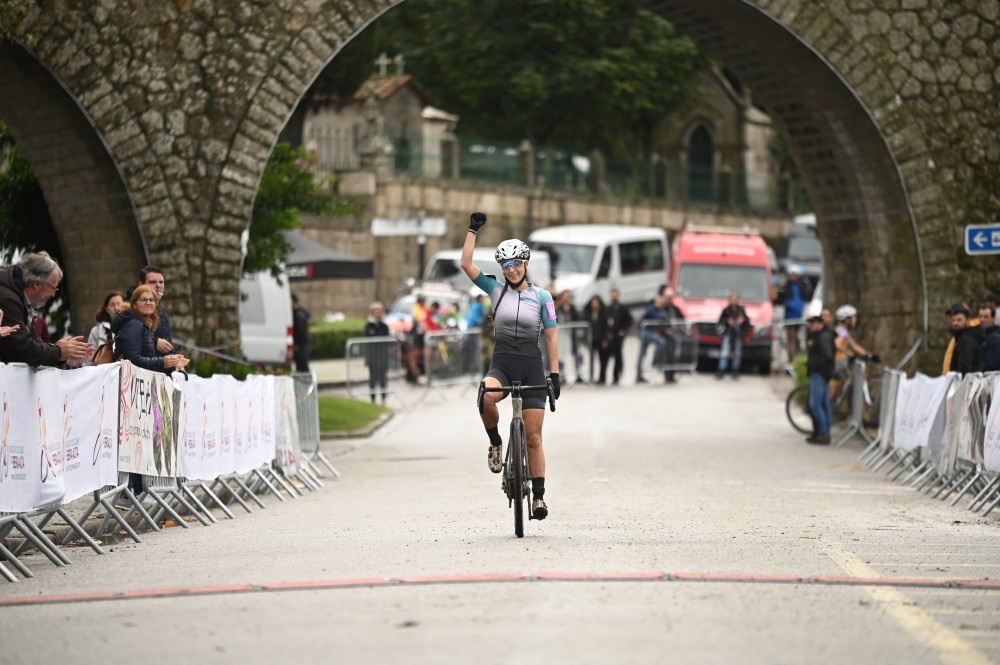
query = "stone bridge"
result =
(1, 1, 997, 370)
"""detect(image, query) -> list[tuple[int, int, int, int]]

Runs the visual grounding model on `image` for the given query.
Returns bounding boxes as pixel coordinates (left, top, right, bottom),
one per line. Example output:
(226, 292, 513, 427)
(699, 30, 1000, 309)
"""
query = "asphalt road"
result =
(2, 372, 999, 665)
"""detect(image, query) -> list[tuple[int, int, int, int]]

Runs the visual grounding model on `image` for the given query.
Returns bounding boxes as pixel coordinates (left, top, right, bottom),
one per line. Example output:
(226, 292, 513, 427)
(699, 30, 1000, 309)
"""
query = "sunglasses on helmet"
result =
(501, 259, 524, 270)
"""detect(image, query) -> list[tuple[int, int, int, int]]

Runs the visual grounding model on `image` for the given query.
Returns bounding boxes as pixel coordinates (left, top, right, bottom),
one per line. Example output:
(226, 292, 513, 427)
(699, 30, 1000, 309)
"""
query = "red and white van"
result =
(669, 226, 774, 373)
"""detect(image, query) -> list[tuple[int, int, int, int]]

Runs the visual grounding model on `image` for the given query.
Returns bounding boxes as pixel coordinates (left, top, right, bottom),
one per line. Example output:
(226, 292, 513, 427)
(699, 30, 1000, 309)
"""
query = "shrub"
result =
(310, 318, 366, 359)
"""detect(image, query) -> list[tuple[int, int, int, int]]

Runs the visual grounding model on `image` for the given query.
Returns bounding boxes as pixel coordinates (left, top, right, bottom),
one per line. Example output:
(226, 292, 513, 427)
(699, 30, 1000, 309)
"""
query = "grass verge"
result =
(318, 395, 390, 433)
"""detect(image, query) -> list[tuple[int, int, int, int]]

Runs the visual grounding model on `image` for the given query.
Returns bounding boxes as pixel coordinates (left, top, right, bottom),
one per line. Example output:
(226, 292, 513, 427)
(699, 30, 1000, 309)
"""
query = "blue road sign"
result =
(965, 225, 1000, 255)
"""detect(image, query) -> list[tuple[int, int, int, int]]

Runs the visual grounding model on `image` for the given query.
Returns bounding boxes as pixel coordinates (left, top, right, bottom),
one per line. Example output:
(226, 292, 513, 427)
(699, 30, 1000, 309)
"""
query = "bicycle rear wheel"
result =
(509, 419, 527, 538)
(785, 384, 813, 434)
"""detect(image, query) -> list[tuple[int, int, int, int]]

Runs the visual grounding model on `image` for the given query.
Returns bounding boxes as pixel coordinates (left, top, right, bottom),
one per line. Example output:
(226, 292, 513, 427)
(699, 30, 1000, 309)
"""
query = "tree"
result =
(245, 141, 358, 279)
(376, 0, 707, 154)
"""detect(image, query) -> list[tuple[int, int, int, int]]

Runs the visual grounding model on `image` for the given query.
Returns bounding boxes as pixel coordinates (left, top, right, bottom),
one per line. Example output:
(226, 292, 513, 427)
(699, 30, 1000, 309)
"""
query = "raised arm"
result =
(462, 212, 488, 281)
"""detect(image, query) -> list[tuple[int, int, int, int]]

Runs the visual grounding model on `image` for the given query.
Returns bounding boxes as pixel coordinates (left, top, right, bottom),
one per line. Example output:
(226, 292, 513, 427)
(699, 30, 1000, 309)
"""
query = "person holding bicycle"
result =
(462, 212, 560, 520)
(805, 305, 836, 444)
(831, 304, 878, 401)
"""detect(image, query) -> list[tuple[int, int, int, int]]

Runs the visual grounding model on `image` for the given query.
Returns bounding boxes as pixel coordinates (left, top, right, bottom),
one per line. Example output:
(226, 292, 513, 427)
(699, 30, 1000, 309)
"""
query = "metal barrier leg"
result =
(53, 507, 106, 555)
(950, 471, 983, 507)
(16, 515, 70, 566)
(980, 487, 1000, 517)
(312, 450, 340, 479)
(969, 476, 1000, 512)
(196, 482, 236, 520)
(935, 468, 971, 500)
(0, 541, 32, 579)
(212, 477, 255, 513)
(180, 483, 219, 524)
(232, 474, 267, 509)
(251, 468, 286, 502)
(0, 560, 17, 582)
(96, 487, 146, 543)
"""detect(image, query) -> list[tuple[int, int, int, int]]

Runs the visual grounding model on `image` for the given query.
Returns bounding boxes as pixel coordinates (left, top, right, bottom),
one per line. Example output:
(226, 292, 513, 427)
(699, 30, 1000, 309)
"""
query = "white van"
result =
(424, 247, 553, 290)
(528, 224, 669, 307)
(239, 270, 293, 365)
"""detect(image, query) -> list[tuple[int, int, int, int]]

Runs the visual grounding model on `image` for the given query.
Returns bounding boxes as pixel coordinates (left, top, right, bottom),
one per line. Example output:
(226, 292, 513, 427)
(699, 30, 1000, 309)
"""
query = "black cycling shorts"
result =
(486, 352, 547, 410)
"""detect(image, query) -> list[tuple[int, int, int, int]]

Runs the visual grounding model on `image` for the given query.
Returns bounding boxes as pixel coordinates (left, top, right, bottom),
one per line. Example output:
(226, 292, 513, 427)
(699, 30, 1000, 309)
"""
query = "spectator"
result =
(83, 291, 125, 367)
(555, 290, 585, 384)
(605, 287, 633, 386)
(0, 251, 92, 366)
(635, 292, 667, 384)
(947, 303, 982, 375)
(585, 295, 609, 384)
(291, 293, 311, 373)
(33, 315, 51, 343)
(467, 293, 486, 330)
(805, 308, 836, 445)
(136, 266, 173, 356)
(777, 265, 812, 359)
(979, 303, 1000, 372)
(716, 291, 750, 380)
(363, 301, 390, 404)
(407, 295, 427, 383)
(110, 285, 189, 509)
(660, 288, 686, 384)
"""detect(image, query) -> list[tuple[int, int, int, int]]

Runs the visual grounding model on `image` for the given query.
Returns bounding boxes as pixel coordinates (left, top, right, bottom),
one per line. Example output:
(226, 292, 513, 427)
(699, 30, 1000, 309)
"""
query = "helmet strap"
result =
(505, 275, 527, 290)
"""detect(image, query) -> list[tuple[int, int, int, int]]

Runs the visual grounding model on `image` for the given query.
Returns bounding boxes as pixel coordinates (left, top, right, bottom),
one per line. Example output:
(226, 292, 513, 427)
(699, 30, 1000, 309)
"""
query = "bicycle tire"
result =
(785, 384, 813, 435)
(510, 419, 526, 538)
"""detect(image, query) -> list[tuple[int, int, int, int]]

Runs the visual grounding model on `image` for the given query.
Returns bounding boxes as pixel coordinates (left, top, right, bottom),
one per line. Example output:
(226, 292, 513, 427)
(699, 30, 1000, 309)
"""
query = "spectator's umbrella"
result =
(282, 230, 374, 281)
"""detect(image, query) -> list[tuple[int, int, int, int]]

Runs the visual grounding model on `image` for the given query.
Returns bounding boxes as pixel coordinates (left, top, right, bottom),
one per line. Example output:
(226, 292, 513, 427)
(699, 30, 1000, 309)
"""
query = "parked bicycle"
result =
(785, 356, 882, 435)
(477, 379, 556, 538)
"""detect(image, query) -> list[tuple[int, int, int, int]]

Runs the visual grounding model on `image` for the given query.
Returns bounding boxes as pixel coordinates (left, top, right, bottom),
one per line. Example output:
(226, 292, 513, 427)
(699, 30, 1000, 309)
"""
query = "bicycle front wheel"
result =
(510, 419, 527, 538)
(785, 384, 813, 434)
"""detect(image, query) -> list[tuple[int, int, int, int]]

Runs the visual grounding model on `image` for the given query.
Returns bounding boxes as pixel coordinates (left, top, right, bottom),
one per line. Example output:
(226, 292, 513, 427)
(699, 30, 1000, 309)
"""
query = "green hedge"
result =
(310, 318, 367, 359)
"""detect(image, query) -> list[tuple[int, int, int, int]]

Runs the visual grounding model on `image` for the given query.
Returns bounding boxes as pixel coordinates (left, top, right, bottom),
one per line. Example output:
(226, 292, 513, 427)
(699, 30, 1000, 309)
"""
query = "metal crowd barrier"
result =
(292, 372, 338, 480)
(834, 359, 877, 448)
(855, 369, 1000, 519)
(344, 336, 405, 406)
(425, 328, 482, 389)
(548, 321, 592, 386)
(773, 317, 806, 377)
(639, 321, 698, 376)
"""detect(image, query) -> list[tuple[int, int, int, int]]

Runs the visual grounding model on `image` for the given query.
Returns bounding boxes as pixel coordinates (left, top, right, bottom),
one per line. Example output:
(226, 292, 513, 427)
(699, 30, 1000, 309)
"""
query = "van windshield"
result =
(787, 236, 823, 262)
(533, 242, 595, 275)
(676, 264, 769, 302)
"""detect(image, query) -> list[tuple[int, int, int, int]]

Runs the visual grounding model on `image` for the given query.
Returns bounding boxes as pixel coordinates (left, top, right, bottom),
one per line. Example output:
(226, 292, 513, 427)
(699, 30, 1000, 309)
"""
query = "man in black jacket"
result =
(948, 304, 983, 375)
(605, 288, 633, 385)
(716, 291, 750, 380)
(806, 311, 836, 444)
(978, 304, 1000, 372)
(0, 252, 93, 366)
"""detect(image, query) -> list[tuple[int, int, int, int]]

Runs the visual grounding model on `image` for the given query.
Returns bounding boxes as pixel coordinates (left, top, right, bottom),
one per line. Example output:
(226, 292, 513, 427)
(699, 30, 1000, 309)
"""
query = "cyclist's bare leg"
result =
(480, 376, 503, 429)
(523, 409, 545, 478)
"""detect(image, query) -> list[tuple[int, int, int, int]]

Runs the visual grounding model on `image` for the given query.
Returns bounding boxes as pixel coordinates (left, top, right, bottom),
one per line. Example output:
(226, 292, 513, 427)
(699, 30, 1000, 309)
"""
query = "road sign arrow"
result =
(974, 231, 987, 248)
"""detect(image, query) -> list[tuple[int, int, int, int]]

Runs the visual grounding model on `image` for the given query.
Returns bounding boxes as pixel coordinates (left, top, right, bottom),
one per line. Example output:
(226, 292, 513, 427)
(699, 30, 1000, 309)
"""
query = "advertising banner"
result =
(178, 375, 220, 481)
(892, 373, 951, 453)
(59, 364, 121, 502)
(0, 364, 64, 511)
(274, 376, 300, 476)
(982, 375, 1000, 472)
(118, 362, 182, 477)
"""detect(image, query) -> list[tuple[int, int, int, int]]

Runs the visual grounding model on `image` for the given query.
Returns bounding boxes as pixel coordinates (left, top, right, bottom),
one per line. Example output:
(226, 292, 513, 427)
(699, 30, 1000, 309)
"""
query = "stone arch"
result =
(0, 43, 146, 332)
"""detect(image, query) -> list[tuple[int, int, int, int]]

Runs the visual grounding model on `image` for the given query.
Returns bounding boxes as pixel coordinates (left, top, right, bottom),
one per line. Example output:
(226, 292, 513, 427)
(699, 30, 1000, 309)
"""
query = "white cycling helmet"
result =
(804, 300, 823, 321)
(836, 304, 857, 321)
(495, 238, 531, 263)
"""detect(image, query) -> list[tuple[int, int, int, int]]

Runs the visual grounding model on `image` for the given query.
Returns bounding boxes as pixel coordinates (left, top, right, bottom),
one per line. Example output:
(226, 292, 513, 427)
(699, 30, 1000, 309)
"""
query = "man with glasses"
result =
(0, 251, 93, 366)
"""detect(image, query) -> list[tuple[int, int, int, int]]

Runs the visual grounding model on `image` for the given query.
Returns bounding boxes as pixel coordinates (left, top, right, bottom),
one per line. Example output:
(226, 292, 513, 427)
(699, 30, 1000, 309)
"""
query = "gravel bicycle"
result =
(785, 356, 882, 434)
(477, 379, 556, 538)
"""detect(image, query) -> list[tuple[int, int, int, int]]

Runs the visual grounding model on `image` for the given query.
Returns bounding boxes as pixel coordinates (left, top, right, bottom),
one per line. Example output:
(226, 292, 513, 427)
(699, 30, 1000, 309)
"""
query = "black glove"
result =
(469, 211, 487, 232)
(868, 353, 881, 363)
(549, 373, 560, 401)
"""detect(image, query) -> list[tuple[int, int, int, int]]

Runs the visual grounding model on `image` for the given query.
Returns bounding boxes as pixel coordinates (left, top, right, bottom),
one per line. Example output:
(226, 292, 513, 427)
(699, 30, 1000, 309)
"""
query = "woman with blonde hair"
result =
(363, 301, 391, 404)
(111, 285, 189, 374)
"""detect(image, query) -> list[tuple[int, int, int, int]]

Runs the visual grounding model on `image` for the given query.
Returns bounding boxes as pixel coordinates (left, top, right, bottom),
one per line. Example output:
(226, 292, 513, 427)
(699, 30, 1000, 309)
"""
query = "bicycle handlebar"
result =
(477, 380, 556, 413)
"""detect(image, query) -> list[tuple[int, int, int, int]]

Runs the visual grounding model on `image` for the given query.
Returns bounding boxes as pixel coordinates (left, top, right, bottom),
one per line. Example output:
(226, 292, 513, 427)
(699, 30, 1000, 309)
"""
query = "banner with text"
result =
(118, 362, 182, 477)
(892, 373, 952, 453)
(982, 375, 1000, 472)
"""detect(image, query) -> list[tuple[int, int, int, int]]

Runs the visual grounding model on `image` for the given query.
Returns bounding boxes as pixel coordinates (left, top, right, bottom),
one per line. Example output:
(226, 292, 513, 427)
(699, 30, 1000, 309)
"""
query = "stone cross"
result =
(375, 52, 391, 75)
(394, 53, 405, 76)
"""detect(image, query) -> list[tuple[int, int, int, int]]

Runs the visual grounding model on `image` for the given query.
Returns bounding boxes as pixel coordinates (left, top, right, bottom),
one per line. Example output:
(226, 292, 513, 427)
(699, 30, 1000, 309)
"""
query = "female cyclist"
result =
(461, 211, 560, 520)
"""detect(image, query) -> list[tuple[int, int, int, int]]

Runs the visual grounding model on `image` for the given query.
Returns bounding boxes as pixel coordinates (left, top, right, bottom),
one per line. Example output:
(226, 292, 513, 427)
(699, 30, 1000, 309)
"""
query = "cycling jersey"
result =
(473, 272, 557, 358)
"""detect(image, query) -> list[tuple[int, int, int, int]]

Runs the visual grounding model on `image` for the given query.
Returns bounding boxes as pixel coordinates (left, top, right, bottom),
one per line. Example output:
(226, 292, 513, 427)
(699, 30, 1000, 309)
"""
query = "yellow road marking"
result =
(820, 537, 996, 665)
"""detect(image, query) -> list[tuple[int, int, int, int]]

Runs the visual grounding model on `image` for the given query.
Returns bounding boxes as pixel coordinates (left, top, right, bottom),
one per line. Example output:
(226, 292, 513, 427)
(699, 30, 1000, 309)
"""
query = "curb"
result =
(321, 411, 394, 440)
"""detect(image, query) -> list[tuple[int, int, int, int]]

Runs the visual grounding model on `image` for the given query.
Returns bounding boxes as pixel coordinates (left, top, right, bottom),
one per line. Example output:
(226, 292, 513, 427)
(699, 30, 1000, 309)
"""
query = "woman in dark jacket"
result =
(111, 285, 190, 374)
(585, 295, 610, 384)
(363, 301, 391, 404)
(109, 285, 190, 506)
